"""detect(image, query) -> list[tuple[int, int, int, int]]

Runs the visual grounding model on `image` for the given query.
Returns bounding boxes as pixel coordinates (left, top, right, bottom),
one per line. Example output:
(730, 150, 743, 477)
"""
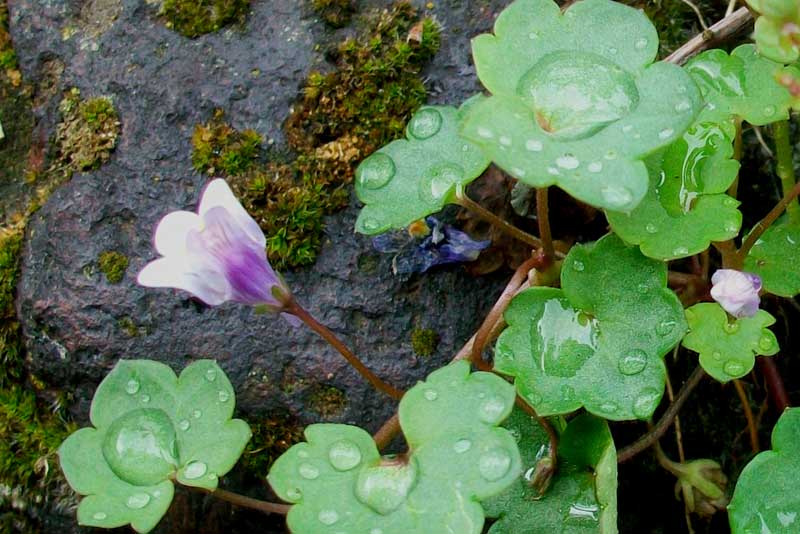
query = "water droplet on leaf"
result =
(184, 461, 207, 480)
(635, 37, 648, 49)
(556, 154, 580, 169)
(357, 153, 396, 190)
(723, 321, 739, 334)
(477, 126, 494, 139)
(633, 388, 661, 419)
(328, 440, 362, 471)
(618, 350, 648, 376)
(178, 420, 190, 431)
(588, 161, 603, 173)
(656, 320, 677, 336)
(218, 390, 230, 402)
(526, 139, 543, 152)
(92, 512, 108, 521)
(286, 487, 302, 500)
(499, 135, 512, 146)
(192, 409, 202, 419)
(601, 185, 633, 207)
(759, 335, 774, 351)
(355, 458, 418, 515)
(126, 492, 151, 509)
(318, 510, 339, 525)
(453, 439, 472, 453)
(645, 223, 657, 234)
(205, 369, 217, 382)
(408, 108, 443, 140)
(298, 463, 320, 480)
(572, 260, 585, 272)
(723, 360, 745, 376)
(478, 448, 512, 481)
(141, 394, 151, 403)
(659, 128, 674, 140)
(423, 389, 438, 401)
(126, 379, 140, 395)
(478, 397, 507, 424)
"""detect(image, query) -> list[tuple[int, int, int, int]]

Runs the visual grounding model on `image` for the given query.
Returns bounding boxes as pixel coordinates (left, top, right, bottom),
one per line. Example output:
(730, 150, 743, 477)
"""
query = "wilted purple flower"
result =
(138, 179, 297, 324)
(372, 217, 490, 275)
(710, 269, 762, 318)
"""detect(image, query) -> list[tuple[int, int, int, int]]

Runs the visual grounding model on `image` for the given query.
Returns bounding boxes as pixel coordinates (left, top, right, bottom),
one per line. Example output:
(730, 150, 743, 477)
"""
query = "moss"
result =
(410, 327, 439, 357)
(117, 317, 140, 337)
(55, 88, 120, 173)
(161, 0, 250, 38)
(307, 384, 347, 419)
(312, 0, 355, 28)
(97, 250, 129, 284)
(191, 109, 263, 176)
(239, 412, 303, 479)
(0, 4, 17, 72)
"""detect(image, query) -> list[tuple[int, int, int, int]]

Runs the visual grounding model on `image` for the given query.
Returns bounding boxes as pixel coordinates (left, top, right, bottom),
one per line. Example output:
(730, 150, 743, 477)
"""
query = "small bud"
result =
(673, 459, 729, 518)
(710, 269, 762, 318)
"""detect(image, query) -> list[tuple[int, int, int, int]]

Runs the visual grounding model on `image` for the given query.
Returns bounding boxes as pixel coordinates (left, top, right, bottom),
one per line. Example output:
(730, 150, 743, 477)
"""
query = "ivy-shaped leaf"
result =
(607, 121, 742, 260)
(729, 408, 800, 533)
(494, 234, 687, 420)
(485, 411, 617, 533)
(686, 44, 800, 130)
(354, 102, 490, 235)
(461, 0, 701, 212)
(743, 217, 800, 297)
(745, 0, 800, 63)
(267, 361, 522, 533)
(682, 303, 779, 383)
(58, 360, 251, 533)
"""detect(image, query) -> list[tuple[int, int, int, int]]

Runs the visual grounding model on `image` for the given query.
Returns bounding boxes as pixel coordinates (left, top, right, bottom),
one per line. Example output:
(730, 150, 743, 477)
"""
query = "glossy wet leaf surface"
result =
(744, 218, 800, 297)
(607, 121, 741, 260)
(354, 103, 490, 235)
(495, 234, 686, 420)
(682, 303, 779, 383)
(462, 0, 700, 212)
(746, 0, 800, 63)
(267, 361, 521, 533)
(686, 44, 800, 130)
(485, 411, 617, 533)
(58, 360, 251, 533)
(729, 408, 800, 533)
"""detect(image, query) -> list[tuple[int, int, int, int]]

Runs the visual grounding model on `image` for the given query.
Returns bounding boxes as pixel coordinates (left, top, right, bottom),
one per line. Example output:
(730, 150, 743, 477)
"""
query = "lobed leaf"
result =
(743, 217, 800, 297)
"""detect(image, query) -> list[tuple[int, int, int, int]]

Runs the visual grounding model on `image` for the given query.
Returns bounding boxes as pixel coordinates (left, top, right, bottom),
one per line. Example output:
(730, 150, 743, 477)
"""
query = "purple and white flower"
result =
(138, 179, 296, 322)
(710, 269, 762, 318)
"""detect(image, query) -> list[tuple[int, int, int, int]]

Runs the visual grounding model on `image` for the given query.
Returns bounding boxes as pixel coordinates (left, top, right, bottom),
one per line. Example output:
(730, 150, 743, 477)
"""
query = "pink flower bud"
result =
(710, 269, 762, 318)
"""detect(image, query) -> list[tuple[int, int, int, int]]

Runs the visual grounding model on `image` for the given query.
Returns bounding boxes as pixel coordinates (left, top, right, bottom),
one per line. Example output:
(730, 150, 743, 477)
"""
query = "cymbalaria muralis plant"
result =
(55, 0, 800, 532)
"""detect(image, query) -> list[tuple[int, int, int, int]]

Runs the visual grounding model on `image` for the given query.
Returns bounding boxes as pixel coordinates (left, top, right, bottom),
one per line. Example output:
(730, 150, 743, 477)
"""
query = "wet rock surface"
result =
(9, 0, 507, 531)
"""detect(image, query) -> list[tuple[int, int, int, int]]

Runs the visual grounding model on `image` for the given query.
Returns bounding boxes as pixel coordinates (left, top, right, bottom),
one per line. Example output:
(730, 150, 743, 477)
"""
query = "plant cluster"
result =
(160, 0, 250, 38)
(55, 88, 120, 173)
(46, 0, 800, 533)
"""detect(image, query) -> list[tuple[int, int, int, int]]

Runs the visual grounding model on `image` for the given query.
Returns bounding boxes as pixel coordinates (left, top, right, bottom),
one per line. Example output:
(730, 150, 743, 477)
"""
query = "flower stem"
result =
(195, 486, 291, 515)
(536, 188, 556, 265)
(286, 300, 404, 401)
(454, 190, 542, 249)
(738, 179, 800, 262)
(758, 357, 791, 412)
(773, 120, 800, 223)
(732, 378, 760, 452)
(373, 414, 401, 450)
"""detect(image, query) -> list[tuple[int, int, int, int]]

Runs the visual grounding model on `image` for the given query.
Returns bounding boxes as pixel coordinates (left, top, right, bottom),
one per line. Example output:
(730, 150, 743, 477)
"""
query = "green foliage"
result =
(58, 360, 251, 533)
(311, 0, 355, 28)
(485, 411, 617, 533)
(355, 103, 490, 234)
(191, 110, 263, 176)
(160, 0, 250, 38)
(745, 0, 800, 62)
(268, 361, 521, 533)
(462, 0, 701, 212)
(410, 327, 439, 357)
(744, 218, 800, 297)
(494, 234, 686, 420)
(607, 121, 741, 260)
(682, 303, 779, 383)
(56, 88, 120, 172)
(729, 408, 800, 533)
(0, 3, 18, 71)
(97, 251, 129, 284)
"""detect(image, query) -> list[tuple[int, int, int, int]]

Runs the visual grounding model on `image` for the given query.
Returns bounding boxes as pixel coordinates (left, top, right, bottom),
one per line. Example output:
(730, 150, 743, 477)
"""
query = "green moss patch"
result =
(97, 250, 129, 284)
(411, 327, 439, 357)
(192, 109, 263, 175)
(312, 0, 355, 28)
(55, 88, 120, 173)
(161, 0, 250, 38)
(307, 384, 347, 419)
(239, 412, 304, 479)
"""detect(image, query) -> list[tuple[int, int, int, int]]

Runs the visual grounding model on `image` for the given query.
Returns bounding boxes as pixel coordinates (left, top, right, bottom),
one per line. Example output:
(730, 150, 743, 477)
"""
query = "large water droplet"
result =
(556, 154, 580, 170)
(420, 164, 462, 203)
(759, 335, 775, 352)
(633, 388, 661, 419)
(526, 139, 543, 152)
(618, 350, 648, 376)
(183, 461, 207, 480)
(408, 108, 443, 140)
(92, 512, 108, 521)
(360, 218, 383, 233)
(126, 379, 140, 395)
(569, 503, 599, 521)
(478, 397, 507, 424)
(205, 369, 217, 382)
(355, 458, 418, 515)
(572, 260, 585, 272)
(101, 408, 179, 486)
(659, 128, 674, 140)
(479, 448, 512, 481)
(126, 492, 151, 509)
(218, 390, 230, 402)
(723, 360, 745, 376)
(328, 440, 362, 471)
(423, 389, 438, 401)
(600, 185, 633, 208)
(318, 510, 339, 526)
(357, 153, 396, 190)
(453, 439, 472, 453)
(645, 223, 658, 234)
(672, 246, 689, 256)
(656, 320, 677, 337)
(298, 463, 320, 480)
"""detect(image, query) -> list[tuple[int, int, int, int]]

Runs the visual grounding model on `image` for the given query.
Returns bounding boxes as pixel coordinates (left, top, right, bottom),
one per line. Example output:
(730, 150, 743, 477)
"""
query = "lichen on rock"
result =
(55, 88, 120, 173)
(160, 0, 250, 38)
(97, 250, 129, 284)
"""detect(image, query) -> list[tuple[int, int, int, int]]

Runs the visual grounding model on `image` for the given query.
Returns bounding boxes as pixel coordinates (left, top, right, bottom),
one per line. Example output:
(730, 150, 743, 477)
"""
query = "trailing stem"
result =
(535, 188, 555, 265)
(758, 357, 791, 412)
(286, 299, 404, 401)
(732, 379, 760, 453)
(738, 180, 800, 262)
(192, 486, 291, 515)
(773, 120, 800, 223)
(455, 189, 542, 250)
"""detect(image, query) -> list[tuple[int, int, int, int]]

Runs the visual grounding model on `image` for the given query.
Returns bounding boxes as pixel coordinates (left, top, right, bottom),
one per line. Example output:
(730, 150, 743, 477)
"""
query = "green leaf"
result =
(267, 361, 522, 533)
(729, 408, 800, 533)
(58, 360, 251, 533)
(354, 102, 490, 234)
(607, 121, 742, 260)
(494, 234, 687, 420)
(462, 0, 701, 212)
(743, 218, 800, 297)
(746, 0, 800, 63)
(485, 411, 618, 533)
(682, 303, 779, 383)
(686, 44, 800, 128)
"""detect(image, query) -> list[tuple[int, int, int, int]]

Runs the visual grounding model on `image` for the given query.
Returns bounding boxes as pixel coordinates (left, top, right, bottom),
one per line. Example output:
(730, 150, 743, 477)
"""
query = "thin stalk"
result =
(286, 300, 404, 401)
(713, 239, 740, 269)
(618, 365, 706, 463)
(194, 486, 290, 515)
(727, 118, 743, 198)
(455, 190, 542, 249)
(738, 180, 800, 261)
(758, 357, 791, 412)
(732, 379, 760, 452)
(773, 120, 800, 222)
(515, 395, 559, 473)
(373, 414, 401, 450)
(666, 7, 752, 65)
(535, 188, 555, 264)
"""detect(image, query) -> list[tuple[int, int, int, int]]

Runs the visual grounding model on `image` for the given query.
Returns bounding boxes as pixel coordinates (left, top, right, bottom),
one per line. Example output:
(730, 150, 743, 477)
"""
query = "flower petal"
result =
(154, 211, 202, 257)
(198, 179, 265, 247)
(137, 257, 229, 305)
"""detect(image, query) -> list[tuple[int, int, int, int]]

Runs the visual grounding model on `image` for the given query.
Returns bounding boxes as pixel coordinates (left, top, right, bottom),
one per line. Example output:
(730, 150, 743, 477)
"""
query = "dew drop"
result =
(525, 139, 543, 152)
(408, 108, 443, 140)
(622, 124, 633, 133)
(318, 510, 339, 526)
(328, 439, 363, 471)
(645, 223, 657, 234)
(355, 459, 418, 515)
(587, 161, 603, 173)
(528, 31, 539, 39)
(511, 167, 526, 177)
(298, 463, 320, 480)
(286, 487, 302, 500)
(658, 128, 674, 140)
(608, 46, 618, 54)
(635, 37, 648, 49)
(601, 185, 633, 207)
(92, 512, 108, 521)
(184, 461, 207, 480)
(712, 351, 722, 361)
(453, 439, 472, 453)
(478, 448, 513, 481)
(527, 392, 543, 405)
(672, 246, 689, 256)
(140, 394, 151, 404)
(764, 105, 776, 116)
(357, 153, 396, 190)
(126, 492, 151, 509)
(656, 320, 677, 337)
(218, 390, 230, 402)
(677, 85, 688, 94)
(556, 154, 580, 169)
(759, 335, 774, 351)
(547, 166, 560, 175)
(561, 384, 575, 401)
(723, 197, 737, 207)
(499, 135, 512, 147)
(360, 218, 382, 233)
(725, 223, 739, 233)
(618, 350, 648, 376)
(479, 397, 507, 424)
(477, 126, 494, 139)
(178, 419, 190, 431)
(723, 321, 739, 334)
(787, 235, 797, 245)
(675, 100, 692, 112)
(205, 369, 217, 382)
(723, 360, 745, 376)
(421, 164, 461, 202)
(633, 388, 661, 419)
(572, 260, 585, 272)
(600, 402, 618, 414)
(423, 388, 438, 401)
(371, 529, 384, 534)
(192, 409, 202, 419)
(126, 379, 140, 395)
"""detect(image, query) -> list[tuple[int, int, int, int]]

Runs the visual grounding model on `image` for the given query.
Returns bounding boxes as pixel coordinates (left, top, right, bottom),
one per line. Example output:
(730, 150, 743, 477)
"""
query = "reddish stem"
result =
(758, 357, 791, 412)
